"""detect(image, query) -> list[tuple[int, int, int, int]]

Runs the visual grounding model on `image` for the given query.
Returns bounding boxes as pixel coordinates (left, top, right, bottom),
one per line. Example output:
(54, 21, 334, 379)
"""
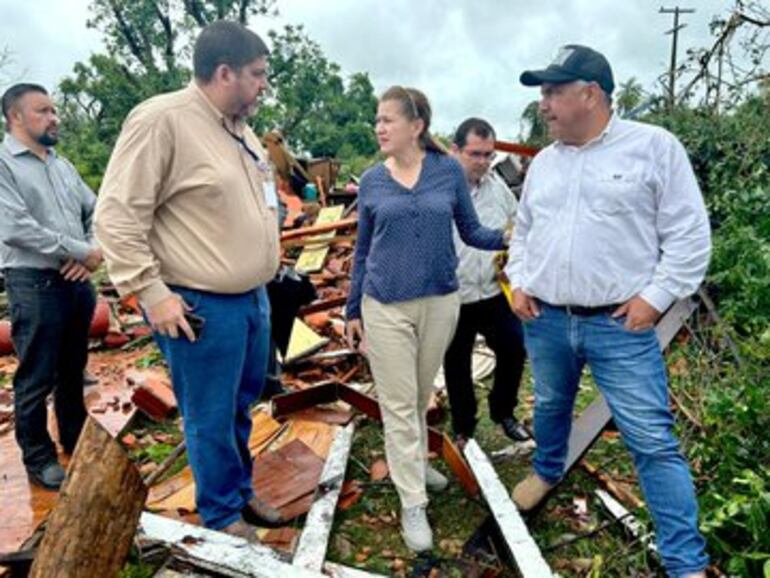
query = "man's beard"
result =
(36, 131, 58, 147)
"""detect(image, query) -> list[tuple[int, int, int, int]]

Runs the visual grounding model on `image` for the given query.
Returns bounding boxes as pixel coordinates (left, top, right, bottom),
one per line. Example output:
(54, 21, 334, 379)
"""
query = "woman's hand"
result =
(346, 319, 366, 353)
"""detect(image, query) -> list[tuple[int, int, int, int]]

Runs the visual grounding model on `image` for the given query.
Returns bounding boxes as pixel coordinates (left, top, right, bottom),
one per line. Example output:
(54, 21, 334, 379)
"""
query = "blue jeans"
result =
(153, 285, 271, 529)
(523, 304, 708, 577)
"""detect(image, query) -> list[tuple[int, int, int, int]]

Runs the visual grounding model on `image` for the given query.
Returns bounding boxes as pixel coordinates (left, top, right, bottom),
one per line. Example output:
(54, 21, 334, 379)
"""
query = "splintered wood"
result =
(28, 418, 147, 578)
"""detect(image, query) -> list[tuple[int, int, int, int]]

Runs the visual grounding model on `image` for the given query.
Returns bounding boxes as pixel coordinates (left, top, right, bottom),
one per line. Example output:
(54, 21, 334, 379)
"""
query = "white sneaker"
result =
(425, 465, 448, 492)
(401, 505, 433, 551)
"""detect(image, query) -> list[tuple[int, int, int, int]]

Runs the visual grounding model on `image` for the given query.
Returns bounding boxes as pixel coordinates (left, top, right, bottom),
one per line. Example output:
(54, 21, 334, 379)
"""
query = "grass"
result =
(121, 329, 758, 576)
(325, 369, 667, 577)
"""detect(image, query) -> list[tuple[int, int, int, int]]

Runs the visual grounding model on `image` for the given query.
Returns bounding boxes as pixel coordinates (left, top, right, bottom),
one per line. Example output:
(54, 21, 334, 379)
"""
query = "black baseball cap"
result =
(520, 44, 615, 95)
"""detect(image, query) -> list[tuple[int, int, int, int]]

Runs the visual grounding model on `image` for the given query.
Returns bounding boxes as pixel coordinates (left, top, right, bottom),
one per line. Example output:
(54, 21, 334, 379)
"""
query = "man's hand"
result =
(83, 248, 103, 271)
(60, 259, 91, 282)
(612, 295, 662, 331)
(147, 293, 196, 341)
(511, 288, 540, 321)
(345, 319, 366, 354)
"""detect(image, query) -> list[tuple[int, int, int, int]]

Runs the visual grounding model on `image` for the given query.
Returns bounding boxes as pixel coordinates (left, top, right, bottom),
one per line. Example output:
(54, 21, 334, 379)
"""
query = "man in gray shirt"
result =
(0, 83, 102, 489)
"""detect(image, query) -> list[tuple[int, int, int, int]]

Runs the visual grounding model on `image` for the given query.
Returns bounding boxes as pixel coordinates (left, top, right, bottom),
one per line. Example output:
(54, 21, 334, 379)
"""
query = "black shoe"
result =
(500, 418, 531, 442)
(241, 496, 285, 528)
(27, 462, 65, 490)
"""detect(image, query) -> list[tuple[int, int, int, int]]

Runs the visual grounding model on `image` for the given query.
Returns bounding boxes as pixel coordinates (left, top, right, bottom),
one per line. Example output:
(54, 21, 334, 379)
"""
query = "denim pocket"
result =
(170, 286, 204, 312)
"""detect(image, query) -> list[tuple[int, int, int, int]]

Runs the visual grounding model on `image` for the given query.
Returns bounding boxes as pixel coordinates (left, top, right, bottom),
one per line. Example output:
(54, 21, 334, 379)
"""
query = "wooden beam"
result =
(29, 417, 147, 578)
(137, 513, 322, 578)
(293, 423, 355, 572)
(271, 382, 339, 418)
(595, 489, 657, 555)
(323, 562, 387, 577)
(298, 296, 349, 317)
(463, 439, 553, 577)
(493, 140, 540, 158)
(280, 218, 357, 242)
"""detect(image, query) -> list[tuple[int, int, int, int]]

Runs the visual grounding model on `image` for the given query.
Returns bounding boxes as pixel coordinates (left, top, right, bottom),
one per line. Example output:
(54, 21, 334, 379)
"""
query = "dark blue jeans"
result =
(153, 285, 271, 529)
(5, 268, 96, 470)
(523, 304, 708, 576)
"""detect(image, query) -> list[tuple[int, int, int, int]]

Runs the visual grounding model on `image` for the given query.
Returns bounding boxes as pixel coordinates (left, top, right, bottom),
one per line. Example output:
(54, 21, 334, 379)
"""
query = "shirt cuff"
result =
(137, 279, 173, 311)
(639, 284, 676, 313)
(67, 239, 93, 262)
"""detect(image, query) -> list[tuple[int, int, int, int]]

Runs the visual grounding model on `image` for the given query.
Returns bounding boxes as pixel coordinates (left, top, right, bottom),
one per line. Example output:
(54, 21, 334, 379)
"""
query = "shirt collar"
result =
(2, 133, 56, 159)
(188, 81, 245, 134)
(554, 112, 617, 151)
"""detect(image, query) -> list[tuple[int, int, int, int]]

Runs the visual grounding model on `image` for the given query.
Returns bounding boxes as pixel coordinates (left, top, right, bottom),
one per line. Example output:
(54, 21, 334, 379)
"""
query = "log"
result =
(29, 417, 147, 578)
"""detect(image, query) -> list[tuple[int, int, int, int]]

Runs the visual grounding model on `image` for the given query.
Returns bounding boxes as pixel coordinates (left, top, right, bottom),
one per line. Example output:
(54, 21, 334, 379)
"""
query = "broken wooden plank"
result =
(295, 205, 345, 273)
(283, 319, 330, 364)
(29, 417, 147, 578)
(293, 423, 355, 572)
(252, 439, 326, 521)
(463, 439, 553, 578)
(595, 489, 657, 555)
(280, 217, 356, 242)
(137, 513, 322, 578)
(323, 562, 387, 577)
(272, 382, 339, 418)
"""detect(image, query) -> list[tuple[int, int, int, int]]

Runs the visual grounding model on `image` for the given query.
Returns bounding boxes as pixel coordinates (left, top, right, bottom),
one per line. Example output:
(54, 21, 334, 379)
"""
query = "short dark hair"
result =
(2, 83, 48, 123)
(193, 20, 270, 82)
(453, 117, 496, 148)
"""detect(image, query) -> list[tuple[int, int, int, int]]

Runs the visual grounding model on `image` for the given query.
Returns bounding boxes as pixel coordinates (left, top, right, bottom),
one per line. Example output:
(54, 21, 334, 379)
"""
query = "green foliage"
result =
(646, 96, 770, 336)
(57, 3, 378, 186)
(252, 25, 378, 159)
(615, 77, 644, 116)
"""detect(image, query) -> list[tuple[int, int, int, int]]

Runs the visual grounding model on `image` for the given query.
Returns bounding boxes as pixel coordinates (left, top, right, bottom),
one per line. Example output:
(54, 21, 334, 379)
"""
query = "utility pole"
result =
(660, 6, 695, 110)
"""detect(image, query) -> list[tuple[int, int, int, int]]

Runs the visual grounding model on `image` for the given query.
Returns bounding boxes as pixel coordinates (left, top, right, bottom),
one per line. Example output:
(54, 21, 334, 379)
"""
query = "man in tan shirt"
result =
(95, 21, 281, 540)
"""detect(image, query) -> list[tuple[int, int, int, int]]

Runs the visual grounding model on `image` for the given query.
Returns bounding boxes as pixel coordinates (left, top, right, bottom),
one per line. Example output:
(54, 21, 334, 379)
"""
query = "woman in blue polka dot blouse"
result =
(345, 86, 508, 552)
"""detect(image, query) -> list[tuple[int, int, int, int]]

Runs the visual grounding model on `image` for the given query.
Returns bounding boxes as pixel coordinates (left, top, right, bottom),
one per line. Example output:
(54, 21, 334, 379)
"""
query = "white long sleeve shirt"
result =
(454, 172, 517, 304)
(505, 115, 711, 312)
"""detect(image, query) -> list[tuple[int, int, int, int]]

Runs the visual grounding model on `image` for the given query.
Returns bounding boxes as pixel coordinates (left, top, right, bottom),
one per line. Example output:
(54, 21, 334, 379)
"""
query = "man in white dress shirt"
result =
(443, 117, 529, 445)
(506, 45, 710, 578)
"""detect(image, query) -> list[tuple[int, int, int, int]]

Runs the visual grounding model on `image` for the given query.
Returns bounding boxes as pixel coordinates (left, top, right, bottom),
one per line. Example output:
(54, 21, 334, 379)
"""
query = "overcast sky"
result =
(0, 0, 747, 140)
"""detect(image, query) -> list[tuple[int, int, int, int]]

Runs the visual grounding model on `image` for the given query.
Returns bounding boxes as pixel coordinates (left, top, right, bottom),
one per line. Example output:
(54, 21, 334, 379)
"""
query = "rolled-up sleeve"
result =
(94, 108, 173, 308)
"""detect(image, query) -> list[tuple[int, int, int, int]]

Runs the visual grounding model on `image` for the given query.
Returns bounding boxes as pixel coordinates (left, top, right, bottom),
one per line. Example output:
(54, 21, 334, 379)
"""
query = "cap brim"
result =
(520, 68, 579, 87)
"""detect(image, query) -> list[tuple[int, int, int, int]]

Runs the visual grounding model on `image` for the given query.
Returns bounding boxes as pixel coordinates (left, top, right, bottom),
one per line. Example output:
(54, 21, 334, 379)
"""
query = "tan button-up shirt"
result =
(95, 82, 279, 308)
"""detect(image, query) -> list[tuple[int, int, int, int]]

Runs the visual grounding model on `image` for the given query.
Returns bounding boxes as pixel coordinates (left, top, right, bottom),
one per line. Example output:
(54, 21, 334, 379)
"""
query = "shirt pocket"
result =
(588, 172, 643, 215)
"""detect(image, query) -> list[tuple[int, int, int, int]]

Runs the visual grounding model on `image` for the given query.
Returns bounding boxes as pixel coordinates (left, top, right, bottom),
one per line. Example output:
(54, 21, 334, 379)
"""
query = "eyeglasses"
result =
(463, 149, 497, 161)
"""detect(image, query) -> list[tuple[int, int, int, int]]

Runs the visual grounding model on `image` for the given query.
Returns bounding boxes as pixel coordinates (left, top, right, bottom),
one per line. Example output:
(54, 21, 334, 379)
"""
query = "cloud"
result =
(1, 0, 738, 140)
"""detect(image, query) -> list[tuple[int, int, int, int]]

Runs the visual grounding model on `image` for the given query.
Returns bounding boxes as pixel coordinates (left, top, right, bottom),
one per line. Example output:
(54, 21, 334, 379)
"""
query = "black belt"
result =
(541, 301, 622, 317)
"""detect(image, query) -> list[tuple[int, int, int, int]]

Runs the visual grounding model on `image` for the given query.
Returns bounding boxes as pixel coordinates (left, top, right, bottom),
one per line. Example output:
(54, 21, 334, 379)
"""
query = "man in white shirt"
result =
(443, 118, 529, 445)
(506, 45, 709, 578)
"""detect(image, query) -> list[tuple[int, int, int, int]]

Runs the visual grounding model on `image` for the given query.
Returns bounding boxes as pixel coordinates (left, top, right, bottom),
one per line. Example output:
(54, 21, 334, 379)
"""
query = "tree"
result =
(252, 25, 377, 158)
(520, 100, 549, 147)
(616, 76, 644, 117)
(58, 1, 377, 188)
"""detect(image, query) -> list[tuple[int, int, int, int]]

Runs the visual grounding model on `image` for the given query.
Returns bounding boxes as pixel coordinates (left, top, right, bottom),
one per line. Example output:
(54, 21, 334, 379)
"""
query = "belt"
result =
(542, 301, 622, 316)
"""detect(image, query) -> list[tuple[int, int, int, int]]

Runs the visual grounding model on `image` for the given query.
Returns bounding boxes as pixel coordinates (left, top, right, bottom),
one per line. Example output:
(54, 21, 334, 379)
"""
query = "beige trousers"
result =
(362, 292, 460, 508)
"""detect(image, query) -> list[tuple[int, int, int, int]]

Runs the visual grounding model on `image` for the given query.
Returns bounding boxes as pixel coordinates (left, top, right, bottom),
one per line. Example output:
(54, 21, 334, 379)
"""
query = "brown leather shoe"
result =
(512, 472, 554, 512)
(220, 518, 259, 542)
(242, 496, 284, 527)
